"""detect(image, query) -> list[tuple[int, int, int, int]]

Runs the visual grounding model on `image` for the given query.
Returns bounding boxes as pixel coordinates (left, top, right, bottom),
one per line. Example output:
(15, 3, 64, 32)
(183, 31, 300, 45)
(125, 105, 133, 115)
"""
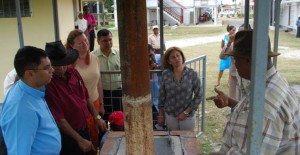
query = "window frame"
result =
(0, 0, 32, 18)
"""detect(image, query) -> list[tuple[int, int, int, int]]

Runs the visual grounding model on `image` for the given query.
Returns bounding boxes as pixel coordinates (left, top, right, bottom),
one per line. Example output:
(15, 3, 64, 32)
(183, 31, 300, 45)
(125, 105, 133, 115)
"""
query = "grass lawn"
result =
(101, 22, 300, 154)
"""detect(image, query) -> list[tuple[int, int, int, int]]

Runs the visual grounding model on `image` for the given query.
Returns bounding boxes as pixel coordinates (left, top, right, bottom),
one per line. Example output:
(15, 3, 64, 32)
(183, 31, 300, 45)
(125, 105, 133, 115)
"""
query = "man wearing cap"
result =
(99, 111, 124, 149)
(108, 111, 125, 131)
(1, 46, 61, 155)
(148, 25, 166, 54)
(44, 41, 107, 155)
(207, 30, 300, 154)
(296, 15, 300, 38)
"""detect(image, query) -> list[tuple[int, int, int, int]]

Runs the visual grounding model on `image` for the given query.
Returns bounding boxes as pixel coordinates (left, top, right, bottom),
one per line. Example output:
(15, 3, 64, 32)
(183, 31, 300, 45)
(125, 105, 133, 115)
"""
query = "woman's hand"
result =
(176, 112, 187, 121)
(95, 118, 107, 133)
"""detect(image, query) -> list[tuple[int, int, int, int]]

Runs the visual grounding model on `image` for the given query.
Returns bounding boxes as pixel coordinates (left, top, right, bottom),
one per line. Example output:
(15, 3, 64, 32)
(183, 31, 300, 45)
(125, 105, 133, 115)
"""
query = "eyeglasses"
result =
(28, 65, 53, 71)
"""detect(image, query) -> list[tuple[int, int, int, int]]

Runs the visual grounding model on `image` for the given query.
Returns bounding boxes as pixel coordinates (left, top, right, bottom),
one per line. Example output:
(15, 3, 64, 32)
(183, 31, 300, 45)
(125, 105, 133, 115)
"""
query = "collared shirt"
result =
(148, 33, 162, 49)
(1, 80, 61, 155)
(3, 68, 17, 96)
(92, 48, 121, 90)
(158, 67, 202, 117)
(45, 68, 90, 130)
(220, 66, 300, 155)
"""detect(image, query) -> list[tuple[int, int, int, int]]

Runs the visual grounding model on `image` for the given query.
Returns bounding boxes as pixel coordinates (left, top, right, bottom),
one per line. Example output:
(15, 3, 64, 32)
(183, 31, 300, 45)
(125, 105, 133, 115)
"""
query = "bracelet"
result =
(94, 115, 102, 120)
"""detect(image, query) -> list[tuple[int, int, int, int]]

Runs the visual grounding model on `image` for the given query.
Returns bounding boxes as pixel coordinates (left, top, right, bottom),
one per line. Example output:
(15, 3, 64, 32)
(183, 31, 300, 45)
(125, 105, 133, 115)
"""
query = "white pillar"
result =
(96, 2, 101, 27)
(114, 0, 118, 28)
(156, 7, 159, 25)
(214, 7, 218, 25)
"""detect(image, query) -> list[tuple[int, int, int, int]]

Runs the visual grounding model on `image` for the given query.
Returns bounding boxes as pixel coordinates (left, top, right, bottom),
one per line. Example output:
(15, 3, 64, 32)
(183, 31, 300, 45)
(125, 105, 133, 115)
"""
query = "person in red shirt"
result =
(83, 5, 97, 51)
(45, 40, 106, 155)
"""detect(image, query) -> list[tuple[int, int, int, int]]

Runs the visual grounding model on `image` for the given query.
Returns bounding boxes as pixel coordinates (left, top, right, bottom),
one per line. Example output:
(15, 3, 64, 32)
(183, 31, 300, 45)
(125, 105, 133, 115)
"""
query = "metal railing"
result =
(100, 55, 206, 137)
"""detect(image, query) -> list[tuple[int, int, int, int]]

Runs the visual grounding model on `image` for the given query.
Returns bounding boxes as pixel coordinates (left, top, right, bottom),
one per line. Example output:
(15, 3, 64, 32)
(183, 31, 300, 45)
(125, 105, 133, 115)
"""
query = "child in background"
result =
(99, 111, 124, 149)
(108, 111, 124, 131)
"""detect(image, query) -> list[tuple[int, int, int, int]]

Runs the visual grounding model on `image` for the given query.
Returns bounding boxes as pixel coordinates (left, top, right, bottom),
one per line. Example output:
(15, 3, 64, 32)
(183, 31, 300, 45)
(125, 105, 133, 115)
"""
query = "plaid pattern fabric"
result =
(220, 66, 300, 155)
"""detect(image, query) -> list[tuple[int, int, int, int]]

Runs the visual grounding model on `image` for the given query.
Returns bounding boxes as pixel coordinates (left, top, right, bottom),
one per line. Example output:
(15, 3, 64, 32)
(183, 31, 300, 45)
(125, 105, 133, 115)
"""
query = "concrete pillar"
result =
(117, 0, 155, 154)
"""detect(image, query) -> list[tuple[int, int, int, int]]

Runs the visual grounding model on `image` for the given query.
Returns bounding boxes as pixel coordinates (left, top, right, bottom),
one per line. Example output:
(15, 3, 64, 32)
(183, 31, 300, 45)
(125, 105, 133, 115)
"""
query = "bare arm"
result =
(96, 57, 105, 115)
(87, 101, 107, 132)
(97, 77, 105, 115)
(221, 40, 225, 48)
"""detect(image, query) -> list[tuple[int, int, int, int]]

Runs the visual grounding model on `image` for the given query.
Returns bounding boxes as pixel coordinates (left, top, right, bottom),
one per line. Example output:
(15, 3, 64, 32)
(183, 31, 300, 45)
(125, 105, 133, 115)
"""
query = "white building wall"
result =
(280, 2, 300, 31)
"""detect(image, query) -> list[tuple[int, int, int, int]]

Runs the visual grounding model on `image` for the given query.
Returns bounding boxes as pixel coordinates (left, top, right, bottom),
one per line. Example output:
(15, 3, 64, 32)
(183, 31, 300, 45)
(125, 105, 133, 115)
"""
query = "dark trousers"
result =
(89, 30, 95, 51)
(103, 89, 123, 121)
(60, 128, 91, 155)
(297, 27, 300, 38)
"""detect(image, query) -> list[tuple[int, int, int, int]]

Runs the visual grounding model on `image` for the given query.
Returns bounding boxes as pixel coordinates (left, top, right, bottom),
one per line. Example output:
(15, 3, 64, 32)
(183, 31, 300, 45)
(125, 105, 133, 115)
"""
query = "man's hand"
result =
(77, 138, 96, 153)
(206, 87, 229, 108)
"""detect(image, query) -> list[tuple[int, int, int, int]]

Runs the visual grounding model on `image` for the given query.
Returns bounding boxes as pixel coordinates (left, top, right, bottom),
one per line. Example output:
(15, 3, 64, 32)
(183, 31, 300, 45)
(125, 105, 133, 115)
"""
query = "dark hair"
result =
(83, 6, 89, 11)
(110, 124, 124, 131)
(14, 46, 47, 78)
(239, 24, 252, 30)
(162, 46, 186, 70)
(97, 29, 112, 39)
(226, 24, 236, 32)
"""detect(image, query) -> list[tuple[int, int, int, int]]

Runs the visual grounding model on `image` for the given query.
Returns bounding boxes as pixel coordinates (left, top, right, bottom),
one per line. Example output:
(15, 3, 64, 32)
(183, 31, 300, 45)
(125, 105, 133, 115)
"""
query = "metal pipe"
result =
(15, 0, 24, 47)
(247, 0, 271, 154)
(273, 0, 282, 68)
(159, 0, 164, 55)
(201, 56, 206, 133)
(244, 0, 250, 29)
(52, 0, 60, 41)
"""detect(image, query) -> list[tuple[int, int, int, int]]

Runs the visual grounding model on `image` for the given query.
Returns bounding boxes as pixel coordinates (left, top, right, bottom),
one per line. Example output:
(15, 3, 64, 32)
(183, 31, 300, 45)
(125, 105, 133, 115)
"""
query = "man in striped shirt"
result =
(207, 30, 300, 155)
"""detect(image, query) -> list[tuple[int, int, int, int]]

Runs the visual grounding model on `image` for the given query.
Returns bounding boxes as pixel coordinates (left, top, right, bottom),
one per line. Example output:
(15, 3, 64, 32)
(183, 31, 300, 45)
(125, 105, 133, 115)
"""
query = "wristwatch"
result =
(94, 115, 102, 120)
(183, 111, 189, 117)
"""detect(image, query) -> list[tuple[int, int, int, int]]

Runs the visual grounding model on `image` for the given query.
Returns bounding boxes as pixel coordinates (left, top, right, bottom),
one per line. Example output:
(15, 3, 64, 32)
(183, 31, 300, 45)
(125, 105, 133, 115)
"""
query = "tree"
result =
(104, 0, 114, 13)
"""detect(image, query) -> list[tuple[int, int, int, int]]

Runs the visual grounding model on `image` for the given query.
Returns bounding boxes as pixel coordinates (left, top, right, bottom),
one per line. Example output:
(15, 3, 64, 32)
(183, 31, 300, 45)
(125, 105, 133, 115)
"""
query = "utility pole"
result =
(117, 0, 155, 154)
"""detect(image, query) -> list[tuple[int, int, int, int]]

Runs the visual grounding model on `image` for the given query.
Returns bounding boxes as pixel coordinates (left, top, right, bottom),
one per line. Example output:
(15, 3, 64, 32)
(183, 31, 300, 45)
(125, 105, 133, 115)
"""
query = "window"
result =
(0, 0, 31, 18)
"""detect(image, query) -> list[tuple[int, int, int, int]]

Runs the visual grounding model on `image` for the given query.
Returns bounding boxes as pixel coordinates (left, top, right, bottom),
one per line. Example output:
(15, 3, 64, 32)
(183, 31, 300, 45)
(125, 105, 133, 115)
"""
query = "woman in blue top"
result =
(215, 25, 236, 87)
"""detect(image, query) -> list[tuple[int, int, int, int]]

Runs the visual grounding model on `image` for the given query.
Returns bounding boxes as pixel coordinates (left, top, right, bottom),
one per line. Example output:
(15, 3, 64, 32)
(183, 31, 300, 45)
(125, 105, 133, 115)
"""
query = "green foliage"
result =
(104, 0, 114, 13)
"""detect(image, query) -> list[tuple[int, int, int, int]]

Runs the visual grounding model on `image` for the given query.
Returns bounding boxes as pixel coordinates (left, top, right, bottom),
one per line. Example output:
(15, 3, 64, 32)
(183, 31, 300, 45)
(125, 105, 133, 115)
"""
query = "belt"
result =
(154, 49, 161, 54)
